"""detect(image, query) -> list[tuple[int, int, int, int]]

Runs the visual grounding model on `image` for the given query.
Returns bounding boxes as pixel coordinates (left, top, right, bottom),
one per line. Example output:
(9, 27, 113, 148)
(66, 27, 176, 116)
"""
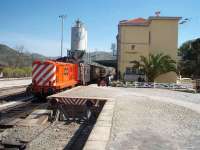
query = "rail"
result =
(0, 96, 35, 112)
(0, 77, 31, 81)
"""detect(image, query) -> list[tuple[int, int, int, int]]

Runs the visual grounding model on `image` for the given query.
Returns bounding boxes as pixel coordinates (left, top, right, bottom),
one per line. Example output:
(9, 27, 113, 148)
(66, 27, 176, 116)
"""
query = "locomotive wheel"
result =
(26, 84, 32, 96)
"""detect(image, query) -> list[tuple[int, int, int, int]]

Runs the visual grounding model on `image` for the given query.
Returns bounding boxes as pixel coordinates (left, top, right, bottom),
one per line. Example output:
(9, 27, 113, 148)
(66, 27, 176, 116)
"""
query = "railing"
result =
(111, 81, 197, 92)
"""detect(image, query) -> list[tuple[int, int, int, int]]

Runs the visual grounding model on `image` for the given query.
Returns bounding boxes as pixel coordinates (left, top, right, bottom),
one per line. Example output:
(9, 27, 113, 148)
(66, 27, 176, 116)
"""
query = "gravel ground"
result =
(107, 95, 200, 150)
(27, 122, 80, 150)
(50, 85, 200, 149)
(1, 126, 47, 145)
(120, 88, 200, 104)
(2, 85, 200, 149)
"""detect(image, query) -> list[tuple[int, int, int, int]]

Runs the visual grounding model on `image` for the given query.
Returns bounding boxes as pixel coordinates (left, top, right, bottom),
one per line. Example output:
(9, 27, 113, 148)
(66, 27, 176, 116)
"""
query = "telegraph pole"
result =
(59, 15, 67, 57)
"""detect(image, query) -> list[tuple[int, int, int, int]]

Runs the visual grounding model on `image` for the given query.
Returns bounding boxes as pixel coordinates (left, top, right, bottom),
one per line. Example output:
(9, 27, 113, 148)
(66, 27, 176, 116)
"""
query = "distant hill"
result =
(90, 51, 116, 61)
(83, 51, 116, 62)
(0, 44, 46, 67)
(0, 44, 116, 67)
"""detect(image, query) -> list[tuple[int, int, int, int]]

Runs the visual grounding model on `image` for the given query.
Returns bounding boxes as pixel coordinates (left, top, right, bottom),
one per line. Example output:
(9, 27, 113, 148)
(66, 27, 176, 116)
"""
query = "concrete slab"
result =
(88, 126, 111, 141)
(48, 86, 117, 100)
(84, 95, 115, 150)
(95, 120, 112, 127)
(97, 115, 113, 122)
(48, 85, 200, 150)
(83, 141, 107, 150)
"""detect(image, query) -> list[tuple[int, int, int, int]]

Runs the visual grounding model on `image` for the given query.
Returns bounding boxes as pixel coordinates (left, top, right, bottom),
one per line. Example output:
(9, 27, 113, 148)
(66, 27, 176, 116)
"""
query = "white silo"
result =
(71, 19, 87, 51)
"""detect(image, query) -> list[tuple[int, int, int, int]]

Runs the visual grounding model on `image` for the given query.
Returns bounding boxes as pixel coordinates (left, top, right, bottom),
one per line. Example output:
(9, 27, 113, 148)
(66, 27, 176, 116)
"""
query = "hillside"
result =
(90, 51, 116, 61)
(0, 44, 46, 67)
(0, 44, 116, 67)
(83, 51, 116, 62)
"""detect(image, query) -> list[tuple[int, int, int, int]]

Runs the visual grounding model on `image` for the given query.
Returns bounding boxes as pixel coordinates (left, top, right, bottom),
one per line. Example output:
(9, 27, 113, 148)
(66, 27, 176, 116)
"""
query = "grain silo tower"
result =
(71, 19, 87, 51)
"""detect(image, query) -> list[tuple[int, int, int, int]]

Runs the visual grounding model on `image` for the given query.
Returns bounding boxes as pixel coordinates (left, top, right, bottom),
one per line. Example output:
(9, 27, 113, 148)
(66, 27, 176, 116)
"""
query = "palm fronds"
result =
(131, 53, 176, 82)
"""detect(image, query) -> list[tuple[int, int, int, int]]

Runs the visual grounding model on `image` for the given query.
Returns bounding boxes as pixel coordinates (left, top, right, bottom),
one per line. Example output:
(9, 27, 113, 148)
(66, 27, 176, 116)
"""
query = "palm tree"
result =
(131, 53, 176, 82)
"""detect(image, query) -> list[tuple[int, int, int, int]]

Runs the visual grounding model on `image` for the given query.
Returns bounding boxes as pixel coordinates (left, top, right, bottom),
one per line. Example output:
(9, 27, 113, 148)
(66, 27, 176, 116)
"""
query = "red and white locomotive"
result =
(30, 59, 109, 97)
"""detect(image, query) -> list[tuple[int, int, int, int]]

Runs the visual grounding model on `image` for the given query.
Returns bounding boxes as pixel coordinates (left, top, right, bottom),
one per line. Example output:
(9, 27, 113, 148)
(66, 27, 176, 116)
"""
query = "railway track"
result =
(0, 77, 31, 81)
(0, 85, 27, 91)
(25, 121, 95, 150)
(65, 122, 94, 150)
(0, 94, 48, 149)
(0, 85, 28, 101)
(0, 101, 99, 150)
(0, 111, 95, 150)
(0, 87, 105, 149)
(0, 97, 43, 131)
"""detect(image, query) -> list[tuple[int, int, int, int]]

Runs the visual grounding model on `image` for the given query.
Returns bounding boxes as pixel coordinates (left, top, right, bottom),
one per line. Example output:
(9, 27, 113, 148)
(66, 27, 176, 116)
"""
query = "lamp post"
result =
(59, 15, 67, 57)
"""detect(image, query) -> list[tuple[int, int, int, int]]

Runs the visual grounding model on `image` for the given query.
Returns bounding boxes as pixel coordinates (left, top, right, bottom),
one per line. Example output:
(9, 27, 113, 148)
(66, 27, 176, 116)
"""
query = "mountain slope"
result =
(0, 44, 46, 67)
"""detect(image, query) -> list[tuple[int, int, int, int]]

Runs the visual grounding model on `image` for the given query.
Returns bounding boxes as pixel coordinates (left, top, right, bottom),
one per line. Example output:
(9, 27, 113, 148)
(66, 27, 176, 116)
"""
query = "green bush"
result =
(2, 67, 32, 78)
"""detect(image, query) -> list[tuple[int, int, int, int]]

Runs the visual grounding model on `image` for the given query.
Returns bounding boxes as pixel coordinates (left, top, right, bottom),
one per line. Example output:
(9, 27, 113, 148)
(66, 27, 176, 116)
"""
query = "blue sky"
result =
(0, 0, 200, 56)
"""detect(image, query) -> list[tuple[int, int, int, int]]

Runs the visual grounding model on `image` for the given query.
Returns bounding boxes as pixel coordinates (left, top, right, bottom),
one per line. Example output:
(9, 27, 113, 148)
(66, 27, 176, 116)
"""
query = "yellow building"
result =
(117, 16, 181, 83)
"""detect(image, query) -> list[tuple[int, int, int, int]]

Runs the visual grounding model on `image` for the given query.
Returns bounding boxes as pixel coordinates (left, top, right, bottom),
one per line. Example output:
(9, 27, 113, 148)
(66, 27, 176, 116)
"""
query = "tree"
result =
(131, 53, 176, 82)
(15, 45, 25, 68)
(178, 38, 200, 78)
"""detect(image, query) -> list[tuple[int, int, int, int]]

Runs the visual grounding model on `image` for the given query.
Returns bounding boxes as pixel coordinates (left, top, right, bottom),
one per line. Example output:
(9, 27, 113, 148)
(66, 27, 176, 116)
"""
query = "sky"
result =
(0, 0, 200, 57)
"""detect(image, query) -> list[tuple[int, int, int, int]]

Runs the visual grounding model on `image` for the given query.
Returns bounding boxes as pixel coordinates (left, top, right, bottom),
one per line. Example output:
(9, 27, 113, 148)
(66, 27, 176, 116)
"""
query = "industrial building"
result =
(117, 16, 181, 83)
(71, 19, 87, 51)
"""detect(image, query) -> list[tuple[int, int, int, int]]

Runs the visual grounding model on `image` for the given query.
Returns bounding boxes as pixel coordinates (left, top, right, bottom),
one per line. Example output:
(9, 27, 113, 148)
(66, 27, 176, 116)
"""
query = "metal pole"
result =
(61, 18, 63, 57)
(59, 15, 66, 57)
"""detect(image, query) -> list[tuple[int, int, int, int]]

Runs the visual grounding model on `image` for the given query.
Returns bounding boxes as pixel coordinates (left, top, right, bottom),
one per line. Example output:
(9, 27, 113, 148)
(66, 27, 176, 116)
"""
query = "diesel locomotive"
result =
(29, 59, 110, 97)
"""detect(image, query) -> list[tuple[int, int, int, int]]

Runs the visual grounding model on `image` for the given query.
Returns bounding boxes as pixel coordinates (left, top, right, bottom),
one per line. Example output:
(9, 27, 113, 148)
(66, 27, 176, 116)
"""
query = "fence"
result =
(111, 81, 198, 93)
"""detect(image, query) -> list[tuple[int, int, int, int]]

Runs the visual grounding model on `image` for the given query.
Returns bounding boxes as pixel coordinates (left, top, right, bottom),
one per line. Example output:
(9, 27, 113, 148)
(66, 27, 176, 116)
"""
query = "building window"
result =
(131, 45, 135, 50)
(132, 68, 137, 74)
(138, 69, 145, 75)
(126, 67, 137, 74)
(126, 67, 145, 75)
(126, 67, 132, 74)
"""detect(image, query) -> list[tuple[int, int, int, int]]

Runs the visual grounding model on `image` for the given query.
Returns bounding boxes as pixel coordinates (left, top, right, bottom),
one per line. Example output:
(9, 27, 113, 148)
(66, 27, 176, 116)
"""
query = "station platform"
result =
(48, 85, 200, 150)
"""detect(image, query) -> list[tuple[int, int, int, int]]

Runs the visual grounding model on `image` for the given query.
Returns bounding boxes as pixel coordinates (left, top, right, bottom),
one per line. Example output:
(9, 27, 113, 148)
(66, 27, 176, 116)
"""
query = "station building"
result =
(117, 16, 181, 83)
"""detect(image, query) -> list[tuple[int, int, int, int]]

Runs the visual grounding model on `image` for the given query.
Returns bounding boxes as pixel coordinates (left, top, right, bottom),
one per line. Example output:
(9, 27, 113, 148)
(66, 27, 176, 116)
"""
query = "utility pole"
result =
(59, 15, 67, 57)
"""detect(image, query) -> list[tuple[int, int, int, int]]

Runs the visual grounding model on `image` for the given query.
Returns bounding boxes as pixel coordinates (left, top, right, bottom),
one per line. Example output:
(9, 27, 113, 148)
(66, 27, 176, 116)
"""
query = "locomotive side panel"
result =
(51, 63, 78, 90)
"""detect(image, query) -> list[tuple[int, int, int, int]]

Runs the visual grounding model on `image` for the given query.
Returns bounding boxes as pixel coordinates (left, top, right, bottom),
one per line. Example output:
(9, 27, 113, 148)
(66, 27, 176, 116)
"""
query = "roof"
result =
(119, 16, 181, 26)
(149, 16, 182, 20)
(119, 18, 149, 26)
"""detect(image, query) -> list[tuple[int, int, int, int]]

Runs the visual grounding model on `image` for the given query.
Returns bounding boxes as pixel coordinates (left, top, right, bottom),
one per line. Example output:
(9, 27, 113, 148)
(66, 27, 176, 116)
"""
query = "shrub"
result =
(2, 67, 32, 78)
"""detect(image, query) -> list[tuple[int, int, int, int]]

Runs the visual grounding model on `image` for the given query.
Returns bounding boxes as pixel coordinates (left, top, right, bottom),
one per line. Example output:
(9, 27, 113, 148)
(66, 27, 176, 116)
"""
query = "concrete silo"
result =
(71, 19, 87, 51)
